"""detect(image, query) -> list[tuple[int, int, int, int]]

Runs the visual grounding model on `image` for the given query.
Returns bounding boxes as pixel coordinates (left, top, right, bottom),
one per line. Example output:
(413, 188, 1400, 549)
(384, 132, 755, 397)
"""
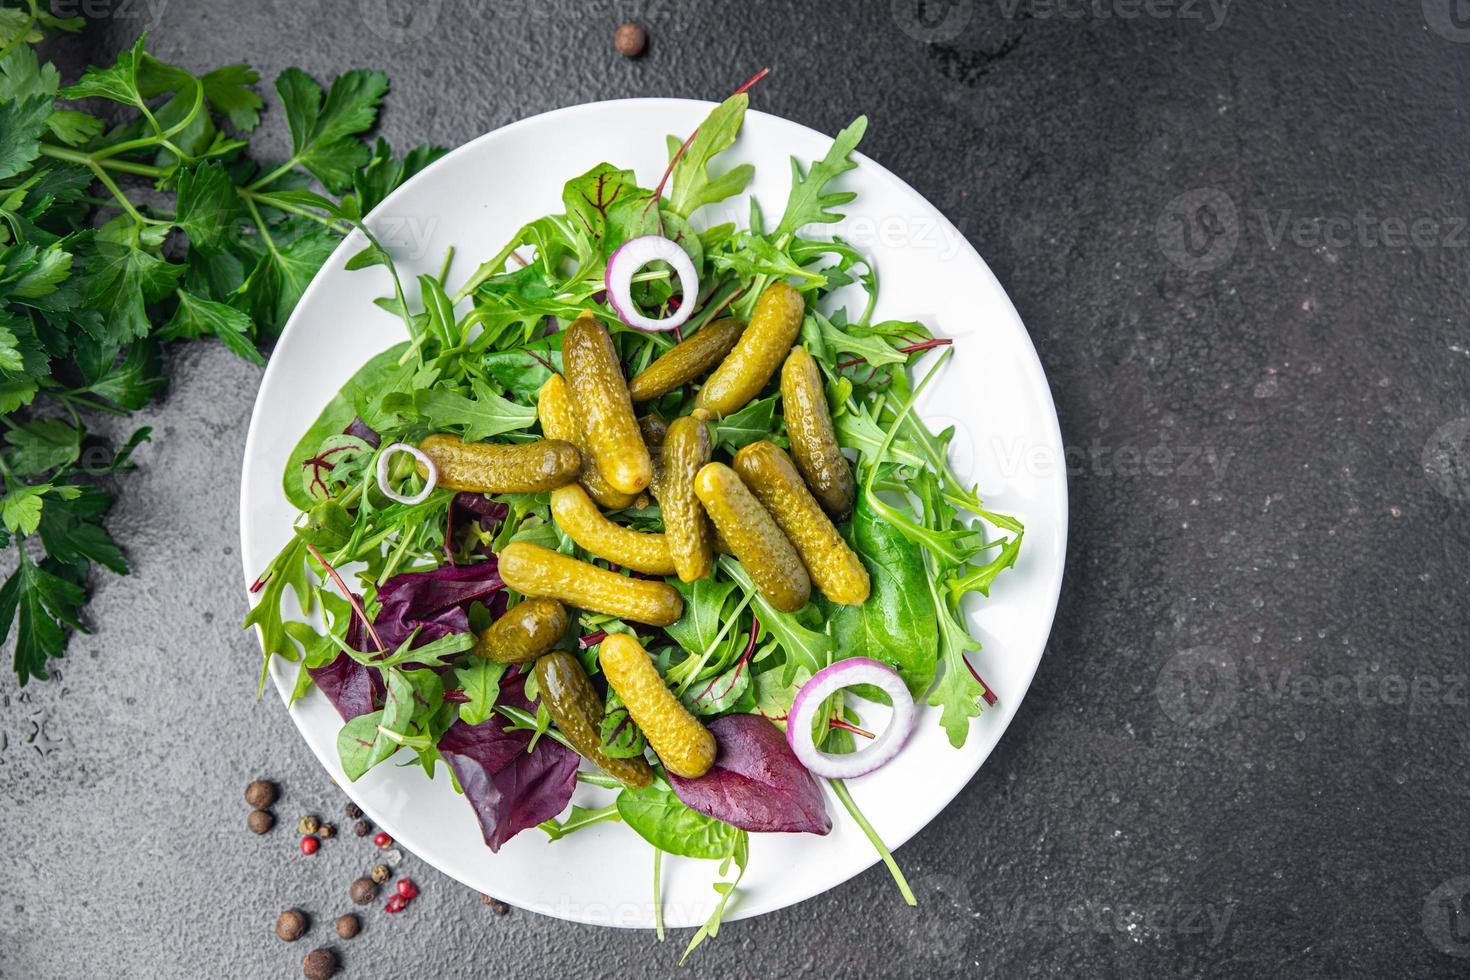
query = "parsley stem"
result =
(237, 189, 354, 235)
(85, 162, 150, 227)
(829, 778, 916, 905)
(37, 144, 168, 178)
(243, 195, 282, 261)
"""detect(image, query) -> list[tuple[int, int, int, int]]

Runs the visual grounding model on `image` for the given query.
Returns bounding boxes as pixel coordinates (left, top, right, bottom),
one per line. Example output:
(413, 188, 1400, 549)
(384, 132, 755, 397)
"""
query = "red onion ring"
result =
(786, 658, 916, 779)
(603, 235, 699, 333)
(376, 442, 438, 505)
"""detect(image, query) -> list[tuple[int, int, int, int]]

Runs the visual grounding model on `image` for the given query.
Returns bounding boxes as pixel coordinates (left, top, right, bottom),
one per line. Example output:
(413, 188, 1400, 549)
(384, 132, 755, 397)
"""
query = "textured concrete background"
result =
(3, 0, 1470, 977)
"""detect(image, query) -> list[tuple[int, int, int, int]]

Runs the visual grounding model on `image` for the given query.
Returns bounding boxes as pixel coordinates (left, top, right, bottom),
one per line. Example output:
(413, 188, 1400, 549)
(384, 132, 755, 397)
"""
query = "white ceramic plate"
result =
(239, 99, 1067, 929)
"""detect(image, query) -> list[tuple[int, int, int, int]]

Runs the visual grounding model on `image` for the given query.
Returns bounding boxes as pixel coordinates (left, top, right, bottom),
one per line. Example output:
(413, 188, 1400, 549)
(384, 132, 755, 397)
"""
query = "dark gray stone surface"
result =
(3, 0, 1469, 976)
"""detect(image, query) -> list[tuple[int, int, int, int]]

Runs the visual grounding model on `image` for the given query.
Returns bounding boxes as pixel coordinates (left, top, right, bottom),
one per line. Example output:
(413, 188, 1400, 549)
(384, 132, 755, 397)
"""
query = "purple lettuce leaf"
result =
(342, 417, 381, 448)
(307, 592, 384, 722)
(373, 559, 506, 649)
(667, 714, 832, 835)
(437, 672, 579, 851)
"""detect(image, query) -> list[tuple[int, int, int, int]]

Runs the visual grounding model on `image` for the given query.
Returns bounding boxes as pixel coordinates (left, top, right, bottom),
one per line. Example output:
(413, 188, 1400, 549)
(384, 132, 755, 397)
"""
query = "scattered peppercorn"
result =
(298, 815, 321, 836)
(353, 820, 372, 838)
(344, 802, 362, 820)
(485, 896, 509, 916)
(245, 780, 277, 809)
(349, 877, 378, 905)
(395, 879, 418, 900)
(373, 832, 392, 848)
(384, 895, 407, 914)
(275, 909, 308, 942)
(370, 865, 391, 885)
(247, 809, 275, 835)
(302, 947, 338, 980)
(317, 823, 335, 840)
(300, 836, 320, 856)
(335, 914, 360, 940)
(615, 22, 647, 58)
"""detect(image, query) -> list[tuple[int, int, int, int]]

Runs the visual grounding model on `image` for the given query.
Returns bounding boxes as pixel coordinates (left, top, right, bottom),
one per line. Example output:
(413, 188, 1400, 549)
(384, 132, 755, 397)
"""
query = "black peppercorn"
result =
(484, 895, 509, 916)
(335, 914, 360, 940)
(344, 802, 362, 820)
(349, 877, 378, 905)
(302, 947, 338, 980)
(318, 823, 335, 840)
(245, 780, 277, 809)
(353, 820, 371, 838)
(275, 909, 308, 942)
(615, 22, 647, 58)
(247, 809, 275, 834)
(370, 864, 391, 885)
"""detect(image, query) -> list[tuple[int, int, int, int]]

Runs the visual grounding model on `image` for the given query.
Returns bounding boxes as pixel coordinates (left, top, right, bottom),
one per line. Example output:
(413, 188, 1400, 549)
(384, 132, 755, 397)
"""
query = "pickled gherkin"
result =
(562, 314, 652, 495)
(416, 434, 580, 494)
(780, 345, 855, 519)
(498, 541, 683, 626)
(534, 652, 653, 788)
(733, 441, 870, 605)
(598, 633, 715, 779)
(693, 462, 810, 612)
(695, 283, 804, 418)
(471, 597, 568, 663)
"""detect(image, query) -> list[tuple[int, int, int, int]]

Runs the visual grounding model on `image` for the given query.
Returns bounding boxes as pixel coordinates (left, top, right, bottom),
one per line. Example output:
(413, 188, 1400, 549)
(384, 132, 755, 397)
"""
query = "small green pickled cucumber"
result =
(628, 317, 745, 403)
(537, 373, 638, 510)
(654, 415, 714, 583)
(550, 484, 676, 575)
(780, 345, 855, 520)
(598, 633, 715, 779)
(695, 283, 805, 418)
(693, 462, 811, 612)
(562, 314, 652, 495)
(498, 541, 683, 626)
(733, 441, 870, 606)
(416, 434, 580, 493)
(472, 597, 568, 663)
(534, 652, 653, 788)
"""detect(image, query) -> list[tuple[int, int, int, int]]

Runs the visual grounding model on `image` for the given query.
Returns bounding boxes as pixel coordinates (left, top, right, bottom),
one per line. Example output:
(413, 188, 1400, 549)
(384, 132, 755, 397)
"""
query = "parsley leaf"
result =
(0, 551, 88, 685)
(273, 67, 389, 193)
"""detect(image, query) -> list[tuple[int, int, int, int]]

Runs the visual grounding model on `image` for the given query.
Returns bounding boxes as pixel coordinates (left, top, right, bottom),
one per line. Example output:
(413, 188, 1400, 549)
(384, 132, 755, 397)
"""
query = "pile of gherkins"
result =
(412, 282, 872, 783)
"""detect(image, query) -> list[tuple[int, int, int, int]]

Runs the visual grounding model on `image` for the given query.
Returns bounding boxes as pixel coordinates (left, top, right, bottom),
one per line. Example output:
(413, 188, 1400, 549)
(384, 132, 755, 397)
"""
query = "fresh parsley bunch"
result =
(0, 6, 443, 685)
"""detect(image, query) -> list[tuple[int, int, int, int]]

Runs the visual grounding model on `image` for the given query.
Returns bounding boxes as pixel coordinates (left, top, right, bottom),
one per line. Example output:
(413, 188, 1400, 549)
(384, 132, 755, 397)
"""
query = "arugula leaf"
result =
(773, 116, 868, 238)
(454, 657, 507, 726)
(719, 556, 830, 684)
(680, 830, 749, 964)
(708, 395, 779, 453)
(668, 95, 755, 218)
(383, 377, 538, 442)
(0, 550, 88, 685)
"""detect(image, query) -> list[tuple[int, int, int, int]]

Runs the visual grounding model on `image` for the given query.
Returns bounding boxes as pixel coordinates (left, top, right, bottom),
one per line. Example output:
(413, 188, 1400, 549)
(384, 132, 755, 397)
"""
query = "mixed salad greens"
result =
(246, 86, 1023, 958)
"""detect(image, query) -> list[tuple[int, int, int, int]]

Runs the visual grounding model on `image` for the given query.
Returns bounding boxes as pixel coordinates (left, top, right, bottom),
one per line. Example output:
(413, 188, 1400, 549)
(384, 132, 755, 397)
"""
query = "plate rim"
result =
(238, 96, 1068, 927)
